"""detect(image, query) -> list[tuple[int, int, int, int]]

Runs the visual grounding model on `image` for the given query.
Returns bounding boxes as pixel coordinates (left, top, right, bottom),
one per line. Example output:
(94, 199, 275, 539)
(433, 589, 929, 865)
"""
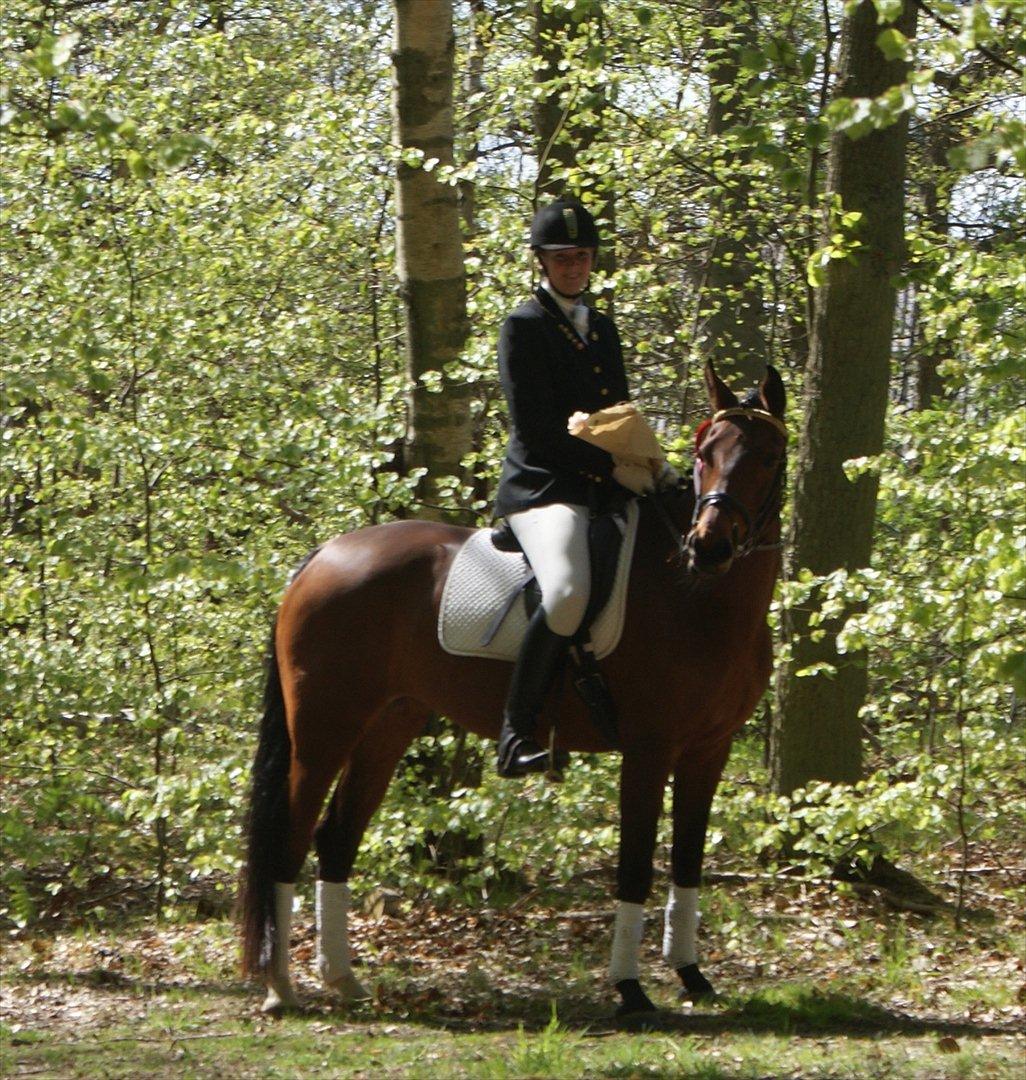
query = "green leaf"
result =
(876, 28, 910, 61)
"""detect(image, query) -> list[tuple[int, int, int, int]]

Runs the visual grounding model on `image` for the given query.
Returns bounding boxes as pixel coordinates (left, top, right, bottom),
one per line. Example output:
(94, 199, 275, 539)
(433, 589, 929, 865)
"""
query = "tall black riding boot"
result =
(497, 607, 572, 778)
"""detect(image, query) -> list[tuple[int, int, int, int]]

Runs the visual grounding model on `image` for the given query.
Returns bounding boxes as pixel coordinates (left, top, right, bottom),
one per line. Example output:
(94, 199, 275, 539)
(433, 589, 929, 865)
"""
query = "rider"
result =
(494, 198, 654, 778)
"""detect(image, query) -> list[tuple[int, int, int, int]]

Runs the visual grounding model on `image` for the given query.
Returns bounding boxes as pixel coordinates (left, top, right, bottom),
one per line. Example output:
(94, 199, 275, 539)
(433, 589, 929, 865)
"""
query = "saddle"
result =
(437, 503, 641, 748)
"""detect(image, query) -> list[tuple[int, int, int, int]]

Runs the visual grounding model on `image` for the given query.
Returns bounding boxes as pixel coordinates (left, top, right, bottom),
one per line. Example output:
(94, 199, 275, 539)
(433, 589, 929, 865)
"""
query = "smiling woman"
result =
(491, 199, 639, 779)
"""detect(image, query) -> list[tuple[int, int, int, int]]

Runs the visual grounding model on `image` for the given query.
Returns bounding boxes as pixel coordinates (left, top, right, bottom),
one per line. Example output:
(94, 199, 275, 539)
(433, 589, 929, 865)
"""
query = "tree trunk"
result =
(697, 0, 766, 388)
(532, 0, 580, 200)
(915, 128, 953, 407)
(392, 0, 472, 522)
(772, 0, 916, 794)
(532, 0, 616, 307)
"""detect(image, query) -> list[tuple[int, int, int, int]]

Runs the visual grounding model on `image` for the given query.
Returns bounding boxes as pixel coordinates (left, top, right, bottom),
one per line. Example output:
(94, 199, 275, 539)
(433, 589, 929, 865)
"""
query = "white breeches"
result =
(508, 502, 591, 637)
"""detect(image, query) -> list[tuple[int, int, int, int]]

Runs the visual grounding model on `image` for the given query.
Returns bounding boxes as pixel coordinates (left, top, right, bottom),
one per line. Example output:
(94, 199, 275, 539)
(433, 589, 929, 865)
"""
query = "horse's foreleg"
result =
(665, 739, 731, 1002)
(314, 700, 428, 1001)
(610, 751, 672, 1017)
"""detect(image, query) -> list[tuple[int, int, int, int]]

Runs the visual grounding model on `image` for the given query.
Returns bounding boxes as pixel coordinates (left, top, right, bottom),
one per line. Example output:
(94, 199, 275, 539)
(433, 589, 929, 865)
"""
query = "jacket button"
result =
(593, 365, 601, 373)
(600, 388, 609, 396)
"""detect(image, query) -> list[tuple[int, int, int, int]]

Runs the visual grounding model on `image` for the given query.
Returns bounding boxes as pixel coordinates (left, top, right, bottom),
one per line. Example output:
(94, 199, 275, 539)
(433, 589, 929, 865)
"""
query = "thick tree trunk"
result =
(772, 0, 916, 794)
(532, 0, 616, 308)
(392, 0, 472, 522)
(698, 0, 766, 388)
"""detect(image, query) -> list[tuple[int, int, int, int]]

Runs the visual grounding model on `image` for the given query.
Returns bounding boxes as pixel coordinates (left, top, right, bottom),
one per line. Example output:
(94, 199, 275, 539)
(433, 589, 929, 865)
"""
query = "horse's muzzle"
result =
(685, 530, 735, 576)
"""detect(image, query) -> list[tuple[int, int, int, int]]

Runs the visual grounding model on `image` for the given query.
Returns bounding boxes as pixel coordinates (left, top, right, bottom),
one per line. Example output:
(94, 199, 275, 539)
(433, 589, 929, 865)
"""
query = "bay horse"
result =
(240, 361, 787, 1016)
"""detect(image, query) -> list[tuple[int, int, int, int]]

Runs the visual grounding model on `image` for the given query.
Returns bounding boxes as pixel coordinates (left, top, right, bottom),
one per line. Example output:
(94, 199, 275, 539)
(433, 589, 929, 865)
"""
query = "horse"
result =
(240, 360, 787, 1016)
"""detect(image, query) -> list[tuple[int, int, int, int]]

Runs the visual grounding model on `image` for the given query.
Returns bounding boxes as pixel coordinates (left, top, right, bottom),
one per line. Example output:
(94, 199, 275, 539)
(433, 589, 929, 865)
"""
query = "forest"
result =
(2, 0, 1024, 1076)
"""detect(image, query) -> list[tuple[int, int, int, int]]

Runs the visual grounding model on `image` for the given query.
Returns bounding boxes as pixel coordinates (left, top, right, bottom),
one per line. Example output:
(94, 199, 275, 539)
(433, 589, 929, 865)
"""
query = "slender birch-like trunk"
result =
(392, 0, 472, 522)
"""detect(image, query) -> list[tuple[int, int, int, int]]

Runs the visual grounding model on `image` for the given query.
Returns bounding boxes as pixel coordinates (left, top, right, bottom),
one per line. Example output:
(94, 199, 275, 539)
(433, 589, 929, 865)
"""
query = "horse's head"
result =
(685, 361, 787, 576)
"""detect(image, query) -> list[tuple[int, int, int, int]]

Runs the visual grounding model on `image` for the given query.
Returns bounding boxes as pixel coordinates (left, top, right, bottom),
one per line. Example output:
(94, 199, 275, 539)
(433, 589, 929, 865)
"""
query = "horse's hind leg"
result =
(261, 747, 350, 1014)
(262, 696, 384, 1014)
(314, 699, 428, 1001)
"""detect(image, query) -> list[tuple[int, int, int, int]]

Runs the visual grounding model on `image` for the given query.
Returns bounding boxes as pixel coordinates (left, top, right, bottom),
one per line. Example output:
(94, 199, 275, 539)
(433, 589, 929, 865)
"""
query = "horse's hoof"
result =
(261, 984, 302, 1015)
(325, 971, 372, 1002)
(676, 963, 716, 1003)
(614, 978, 658, 1017)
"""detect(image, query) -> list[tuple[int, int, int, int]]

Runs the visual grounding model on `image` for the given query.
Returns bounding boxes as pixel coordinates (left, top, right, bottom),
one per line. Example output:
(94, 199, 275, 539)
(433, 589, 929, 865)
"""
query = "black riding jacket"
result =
(494, 286, 631, 518)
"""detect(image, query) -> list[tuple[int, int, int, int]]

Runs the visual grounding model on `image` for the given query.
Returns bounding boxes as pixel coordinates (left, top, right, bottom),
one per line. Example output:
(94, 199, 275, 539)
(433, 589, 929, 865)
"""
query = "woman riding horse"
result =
(494, 198, 658, 778)
(240, 204, 788, 1015)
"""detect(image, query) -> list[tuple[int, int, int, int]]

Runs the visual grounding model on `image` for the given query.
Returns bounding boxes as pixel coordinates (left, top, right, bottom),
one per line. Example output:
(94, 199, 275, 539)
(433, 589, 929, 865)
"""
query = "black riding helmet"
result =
(529, 198, 600, 249)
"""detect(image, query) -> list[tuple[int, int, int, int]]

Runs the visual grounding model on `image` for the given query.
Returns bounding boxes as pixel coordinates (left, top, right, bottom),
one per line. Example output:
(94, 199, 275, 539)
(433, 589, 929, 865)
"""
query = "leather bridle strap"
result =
(690, 489, 751, 537)
(710, 406, 788, 440)
(648, 487, 689, 562)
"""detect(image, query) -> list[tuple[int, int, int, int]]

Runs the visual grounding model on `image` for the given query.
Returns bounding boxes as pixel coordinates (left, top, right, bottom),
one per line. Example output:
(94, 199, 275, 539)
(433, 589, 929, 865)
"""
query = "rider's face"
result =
(538, 247, 595, 299)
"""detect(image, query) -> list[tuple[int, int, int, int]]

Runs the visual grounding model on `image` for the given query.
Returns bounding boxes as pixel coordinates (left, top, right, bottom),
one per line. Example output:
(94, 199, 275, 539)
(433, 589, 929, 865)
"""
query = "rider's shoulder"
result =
(505, 297, 546, 323)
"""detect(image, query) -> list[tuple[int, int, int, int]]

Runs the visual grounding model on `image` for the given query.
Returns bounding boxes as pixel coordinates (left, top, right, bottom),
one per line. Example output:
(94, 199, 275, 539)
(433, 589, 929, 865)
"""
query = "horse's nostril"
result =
(689, 534, 732, 570)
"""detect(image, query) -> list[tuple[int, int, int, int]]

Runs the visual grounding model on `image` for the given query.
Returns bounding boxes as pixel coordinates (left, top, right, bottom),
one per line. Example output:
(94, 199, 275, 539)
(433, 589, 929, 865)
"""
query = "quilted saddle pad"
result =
(438, 500, 640, 662)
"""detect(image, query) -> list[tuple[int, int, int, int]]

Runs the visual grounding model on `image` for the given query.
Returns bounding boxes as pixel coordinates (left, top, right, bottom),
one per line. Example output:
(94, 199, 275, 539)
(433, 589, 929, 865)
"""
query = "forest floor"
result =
(2, 869, 1024, 1079)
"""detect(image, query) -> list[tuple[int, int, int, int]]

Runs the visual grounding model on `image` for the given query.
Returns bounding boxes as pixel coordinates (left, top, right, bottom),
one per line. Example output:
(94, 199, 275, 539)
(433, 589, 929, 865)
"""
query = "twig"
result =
(912, 0, 1024, 77)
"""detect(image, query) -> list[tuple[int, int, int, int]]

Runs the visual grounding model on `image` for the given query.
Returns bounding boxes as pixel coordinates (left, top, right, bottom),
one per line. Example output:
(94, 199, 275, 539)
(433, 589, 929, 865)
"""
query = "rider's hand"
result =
(613, 462, 655, 495)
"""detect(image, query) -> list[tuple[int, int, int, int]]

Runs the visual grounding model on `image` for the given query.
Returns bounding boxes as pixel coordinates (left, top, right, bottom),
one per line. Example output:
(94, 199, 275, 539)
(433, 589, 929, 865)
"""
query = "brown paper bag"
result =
(568, 403, 665, 474)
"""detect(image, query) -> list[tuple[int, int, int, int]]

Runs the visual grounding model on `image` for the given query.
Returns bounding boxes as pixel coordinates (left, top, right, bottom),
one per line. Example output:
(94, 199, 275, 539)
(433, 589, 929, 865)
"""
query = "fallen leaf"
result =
(937, 1036, 960, 1053)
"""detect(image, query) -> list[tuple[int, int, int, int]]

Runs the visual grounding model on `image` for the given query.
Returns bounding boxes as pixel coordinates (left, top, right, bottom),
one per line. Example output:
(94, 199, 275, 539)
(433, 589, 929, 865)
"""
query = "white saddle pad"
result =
(438, 500, 640, 662)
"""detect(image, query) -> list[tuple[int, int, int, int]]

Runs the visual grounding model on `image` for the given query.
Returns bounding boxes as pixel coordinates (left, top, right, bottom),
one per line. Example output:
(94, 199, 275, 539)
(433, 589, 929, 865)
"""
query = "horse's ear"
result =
(704, 361, 738, 412)
(758, 365, 786, 419)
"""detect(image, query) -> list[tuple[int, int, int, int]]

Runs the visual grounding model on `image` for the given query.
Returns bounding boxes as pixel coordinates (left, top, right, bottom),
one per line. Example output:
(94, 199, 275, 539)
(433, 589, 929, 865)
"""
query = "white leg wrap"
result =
(608, 901, 646, 984)
(261, 882, 300, 1013)
(271, 882, 295, 981)
(316, 880, 370, 1000)
(662, 884, 699, 968)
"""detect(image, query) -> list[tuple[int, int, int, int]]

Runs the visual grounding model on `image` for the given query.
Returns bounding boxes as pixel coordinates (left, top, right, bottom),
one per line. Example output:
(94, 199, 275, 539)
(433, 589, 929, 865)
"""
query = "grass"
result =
(2, 873, 1023, 1079)
(3, 1001, 1023, 1079)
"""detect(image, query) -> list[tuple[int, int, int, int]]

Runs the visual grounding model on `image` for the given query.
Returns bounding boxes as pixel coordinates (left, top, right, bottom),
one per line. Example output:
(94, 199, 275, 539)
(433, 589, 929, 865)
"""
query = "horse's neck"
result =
(640, 500, 781, 619)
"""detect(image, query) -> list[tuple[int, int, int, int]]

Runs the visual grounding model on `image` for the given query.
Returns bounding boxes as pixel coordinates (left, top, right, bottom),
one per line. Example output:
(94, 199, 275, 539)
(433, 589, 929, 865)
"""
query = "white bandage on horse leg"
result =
(271, 882, 295, 981)
(316, 880, 369, 1000)
(608, 901, 646, 983)
(261, 882, 300, 1012)
(662, 884, 699, 968)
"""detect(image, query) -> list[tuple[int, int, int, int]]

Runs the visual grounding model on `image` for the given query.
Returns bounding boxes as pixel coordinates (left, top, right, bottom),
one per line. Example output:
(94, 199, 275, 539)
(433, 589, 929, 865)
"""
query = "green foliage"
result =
(2, 0, 1023, 926)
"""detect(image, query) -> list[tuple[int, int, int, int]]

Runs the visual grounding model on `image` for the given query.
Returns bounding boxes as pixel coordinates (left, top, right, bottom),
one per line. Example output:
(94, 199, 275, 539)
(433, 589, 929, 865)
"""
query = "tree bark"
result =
(392, 0, 472, 522)
(532, 0, 617, 307)
(697, 0, 766, 388)
(772, 0, 916, 794)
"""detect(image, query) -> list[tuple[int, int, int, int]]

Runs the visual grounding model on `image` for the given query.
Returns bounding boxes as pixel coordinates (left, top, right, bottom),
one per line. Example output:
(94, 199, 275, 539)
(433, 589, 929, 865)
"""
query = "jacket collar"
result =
(533, 285, 590, 335)
(533, 286, 594, 354)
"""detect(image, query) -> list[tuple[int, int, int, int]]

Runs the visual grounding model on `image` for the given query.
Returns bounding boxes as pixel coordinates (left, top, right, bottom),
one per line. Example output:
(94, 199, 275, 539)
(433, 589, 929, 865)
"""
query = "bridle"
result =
(690, 407, 787, 559)
(650, 406, 787, 565)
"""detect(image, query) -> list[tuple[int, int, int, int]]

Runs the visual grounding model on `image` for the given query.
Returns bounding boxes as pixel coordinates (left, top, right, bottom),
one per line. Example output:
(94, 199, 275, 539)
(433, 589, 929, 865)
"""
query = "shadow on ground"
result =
(7, 965, 1024, 1044)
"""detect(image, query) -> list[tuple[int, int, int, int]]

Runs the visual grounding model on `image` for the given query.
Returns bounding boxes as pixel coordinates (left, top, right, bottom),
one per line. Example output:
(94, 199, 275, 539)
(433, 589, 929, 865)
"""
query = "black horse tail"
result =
(240, 618, 292, 977)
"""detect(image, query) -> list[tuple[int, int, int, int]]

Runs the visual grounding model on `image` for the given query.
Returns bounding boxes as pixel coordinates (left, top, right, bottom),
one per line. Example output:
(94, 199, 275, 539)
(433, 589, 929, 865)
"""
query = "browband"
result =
(710, 407, 788, 440)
